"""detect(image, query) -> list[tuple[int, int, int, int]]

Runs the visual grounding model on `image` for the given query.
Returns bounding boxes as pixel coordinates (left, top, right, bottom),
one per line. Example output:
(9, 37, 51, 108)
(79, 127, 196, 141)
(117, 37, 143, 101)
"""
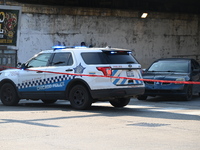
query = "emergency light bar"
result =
(52, 45, 88, 50)
(52, 46, 67, 50)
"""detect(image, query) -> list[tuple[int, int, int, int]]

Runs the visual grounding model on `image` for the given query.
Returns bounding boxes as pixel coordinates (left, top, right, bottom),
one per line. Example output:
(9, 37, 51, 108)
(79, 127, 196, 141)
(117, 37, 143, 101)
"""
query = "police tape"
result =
(1, 66, 200, 85)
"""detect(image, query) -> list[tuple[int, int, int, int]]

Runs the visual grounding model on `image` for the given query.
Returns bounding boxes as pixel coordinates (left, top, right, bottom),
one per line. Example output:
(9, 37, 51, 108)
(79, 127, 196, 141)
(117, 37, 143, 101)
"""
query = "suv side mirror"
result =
(20, 63, 27, 70)
(17, 62, 22, 68)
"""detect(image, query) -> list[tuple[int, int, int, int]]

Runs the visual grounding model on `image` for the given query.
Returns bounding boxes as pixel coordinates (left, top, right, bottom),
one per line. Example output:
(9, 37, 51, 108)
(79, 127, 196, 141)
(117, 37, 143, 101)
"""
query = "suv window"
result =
(104, 51, 138, 64)
(50, 52, 73, 66)
(27, 53, 52, 68)
(81, 52, 108, 64)
(81, 51, 138, 64)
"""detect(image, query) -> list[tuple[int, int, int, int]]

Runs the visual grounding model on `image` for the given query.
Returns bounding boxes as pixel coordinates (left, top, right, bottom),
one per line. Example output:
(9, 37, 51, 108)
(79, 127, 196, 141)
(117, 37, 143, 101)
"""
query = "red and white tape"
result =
(1, 66, 200, 85)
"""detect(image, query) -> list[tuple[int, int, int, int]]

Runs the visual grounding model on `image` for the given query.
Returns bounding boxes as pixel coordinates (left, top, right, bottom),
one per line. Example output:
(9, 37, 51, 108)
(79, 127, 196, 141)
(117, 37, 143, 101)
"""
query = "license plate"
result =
(126, 71, 134, 77)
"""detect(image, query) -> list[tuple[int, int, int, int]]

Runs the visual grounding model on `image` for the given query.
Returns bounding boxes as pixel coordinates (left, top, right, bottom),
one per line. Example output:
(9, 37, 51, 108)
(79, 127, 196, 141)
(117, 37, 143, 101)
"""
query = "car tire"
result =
(137, 95, 147, 100)
(0, 83, 20, 106)
(109, 98, 130, 107)
(41, 99, 57, 104)
(69, 84, 92, 110)
(183, 85, 193, 101)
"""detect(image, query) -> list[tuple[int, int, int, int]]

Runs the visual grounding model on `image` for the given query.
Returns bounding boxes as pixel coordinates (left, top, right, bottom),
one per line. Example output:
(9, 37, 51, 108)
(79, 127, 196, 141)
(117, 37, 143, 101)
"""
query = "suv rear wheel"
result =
(0, 83, 20, 106)
(109, 98, 130, 107)
(69, 84, 92, 110)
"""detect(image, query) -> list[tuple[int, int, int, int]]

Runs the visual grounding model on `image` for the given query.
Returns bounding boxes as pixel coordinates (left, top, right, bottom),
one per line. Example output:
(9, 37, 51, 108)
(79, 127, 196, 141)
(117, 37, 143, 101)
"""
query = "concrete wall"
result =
(12, 4, 200, 68)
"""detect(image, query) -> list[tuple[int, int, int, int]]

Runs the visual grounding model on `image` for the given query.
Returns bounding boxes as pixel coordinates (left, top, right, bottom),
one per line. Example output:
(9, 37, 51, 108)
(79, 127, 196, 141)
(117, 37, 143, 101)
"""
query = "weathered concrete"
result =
(2, 2, 200, 67)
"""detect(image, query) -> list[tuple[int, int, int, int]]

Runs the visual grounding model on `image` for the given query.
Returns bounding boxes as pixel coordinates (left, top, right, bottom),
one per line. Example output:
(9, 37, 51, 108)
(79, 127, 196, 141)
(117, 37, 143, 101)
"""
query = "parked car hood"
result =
(142, 72, 190, 81)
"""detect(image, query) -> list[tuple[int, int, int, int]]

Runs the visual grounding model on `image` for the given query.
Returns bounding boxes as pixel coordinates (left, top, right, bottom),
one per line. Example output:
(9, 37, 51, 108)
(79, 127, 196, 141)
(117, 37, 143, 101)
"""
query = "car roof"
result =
(40, 47, 131, 53)
(155, 58, 193, 62)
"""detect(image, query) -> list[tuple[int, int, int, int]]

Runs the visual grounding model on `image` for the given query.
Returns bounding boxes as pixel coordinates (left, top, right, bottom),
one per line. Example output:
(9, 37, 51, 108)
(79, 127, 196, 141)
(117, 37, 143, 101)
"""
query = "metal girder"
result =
(10, 0, 200, 14)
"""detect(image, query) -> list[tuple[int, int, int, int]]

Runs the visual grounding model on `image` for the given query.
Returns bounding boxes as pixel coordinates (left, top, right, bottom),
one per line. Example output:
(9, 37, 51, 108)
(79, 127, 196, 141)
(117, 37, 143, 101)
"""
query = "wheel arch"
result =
(65, 78, 92, 99)
(0, 79, 20, 97)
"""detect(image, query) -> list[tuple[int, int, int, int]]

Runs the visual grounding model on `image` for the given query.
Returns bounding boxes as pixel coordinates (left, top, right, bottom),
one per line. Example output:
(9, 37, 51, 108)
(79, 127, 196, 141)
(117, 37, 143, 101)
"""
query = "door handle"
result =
(66, 69, 73, 71)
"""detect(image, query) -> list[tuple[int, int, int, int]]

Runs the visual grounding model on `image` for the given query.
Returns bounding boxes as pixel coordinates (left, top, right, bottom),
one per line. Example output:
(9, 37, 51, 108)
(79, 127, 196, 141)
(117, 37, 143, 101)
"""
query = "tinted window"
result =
(81, 53, 108, 64)
(51, 53, 73, 66)
(27, 53, 52, 68)
(105, 51, 138, 64)
(148, 60, 189, 73)
(81, 51, 138, 64)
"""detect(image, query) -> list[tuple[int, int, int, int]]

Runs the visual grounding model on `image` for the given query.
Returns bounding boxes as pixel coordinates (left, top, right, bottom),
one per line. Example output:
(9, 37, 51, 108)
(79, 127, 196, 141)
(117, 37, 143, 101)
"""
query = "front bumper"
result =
(144, 83, 186, 96)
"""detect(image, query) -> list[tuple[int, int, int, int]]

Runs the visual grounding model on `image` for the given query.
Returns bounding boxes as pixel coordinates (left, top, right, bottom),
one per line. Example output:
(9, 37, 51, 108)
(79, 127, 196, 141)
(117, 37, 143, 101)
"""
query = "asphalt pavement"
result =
(0, 96, 200, 150)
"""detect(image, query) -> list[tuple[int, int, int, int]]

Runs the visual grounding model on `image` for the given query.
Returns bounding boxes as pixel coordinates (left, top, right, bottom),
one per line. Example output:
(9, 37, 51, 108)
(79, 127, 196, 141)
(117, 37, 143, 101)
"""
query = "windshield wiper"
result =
(148, 70, 175, 72)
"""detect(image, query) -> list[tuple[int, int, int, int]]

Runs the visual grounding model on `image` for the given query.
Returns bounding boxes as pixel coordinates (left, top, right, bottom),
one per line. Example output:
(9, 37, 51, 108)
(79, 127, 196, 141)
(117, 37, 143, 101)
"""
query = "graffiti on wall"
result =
(0, 7, 20, 46)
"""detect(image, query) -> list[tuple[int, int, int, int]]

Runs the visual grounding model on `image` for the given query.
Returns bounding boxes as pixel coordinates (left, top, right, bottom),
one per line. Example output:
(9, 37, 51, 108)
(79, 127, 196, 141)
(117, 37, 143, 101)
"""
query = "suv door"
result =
(18, 53, 52, 99)
(44, 52, 76, 99)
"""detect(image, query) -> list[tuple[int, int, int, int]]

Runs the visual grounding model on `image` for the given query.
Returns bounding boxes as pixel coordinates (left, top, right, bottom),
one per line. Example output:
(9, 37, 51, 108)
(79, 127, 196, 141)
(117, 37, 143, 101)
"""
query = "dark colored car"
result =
(138, 58, 200, 101)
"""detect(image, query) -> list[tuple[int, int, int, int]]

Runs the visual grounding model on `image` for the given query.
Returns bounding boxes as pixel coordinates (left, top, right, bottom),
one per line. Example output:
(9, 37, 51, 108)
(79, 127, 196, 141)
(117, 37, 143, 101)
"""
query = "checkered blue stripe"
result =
(17, 75, 75, 89)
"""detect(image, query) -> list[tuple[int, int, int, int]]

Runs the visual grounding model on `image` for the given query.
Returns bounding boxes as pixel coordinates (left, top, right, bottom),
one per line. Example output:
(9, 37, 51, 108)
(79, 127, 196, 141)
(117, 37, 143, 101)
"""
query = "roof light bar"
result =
(52, 45, 89, 50)
(74, 46, 88, 48)
(52, 46, 66, 50)
(110, 51, 116, 54)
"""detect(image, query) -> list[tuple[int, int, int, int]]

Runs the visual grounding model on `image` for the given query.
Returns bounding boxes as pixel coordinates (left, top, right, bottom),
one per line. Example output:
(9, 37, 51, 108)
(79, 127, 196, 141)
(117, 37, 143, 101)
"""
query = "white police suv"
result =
(0, 46, 145, 109)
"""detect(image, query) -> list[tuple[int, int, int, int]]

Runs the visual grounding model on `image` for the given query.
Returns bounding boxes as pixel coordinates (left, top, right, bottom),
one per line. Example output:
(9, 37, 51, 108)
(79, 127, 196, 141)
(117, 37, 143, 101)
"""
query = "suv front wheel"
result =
(69, 84, 92, 110)
(0, 83, 20, 106)
(109, 98, 130, 107)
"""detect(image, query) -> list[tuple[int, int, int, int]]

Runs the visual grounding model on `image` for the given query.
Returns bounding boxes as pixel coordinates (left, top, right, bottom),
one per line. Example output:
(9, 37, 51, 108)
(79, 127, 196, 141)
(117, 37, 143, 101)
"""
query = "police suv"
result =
(0, 46, 145, 109)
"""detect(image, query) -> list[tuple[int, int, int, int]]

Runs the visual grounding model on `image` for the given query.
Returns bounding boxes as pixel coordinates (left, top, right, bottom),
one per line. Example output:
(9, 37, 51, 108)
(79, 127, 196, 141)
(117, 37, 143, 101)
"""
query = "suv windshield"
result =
(81, 51, 138, 64)
(26, 53, 52, 68)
